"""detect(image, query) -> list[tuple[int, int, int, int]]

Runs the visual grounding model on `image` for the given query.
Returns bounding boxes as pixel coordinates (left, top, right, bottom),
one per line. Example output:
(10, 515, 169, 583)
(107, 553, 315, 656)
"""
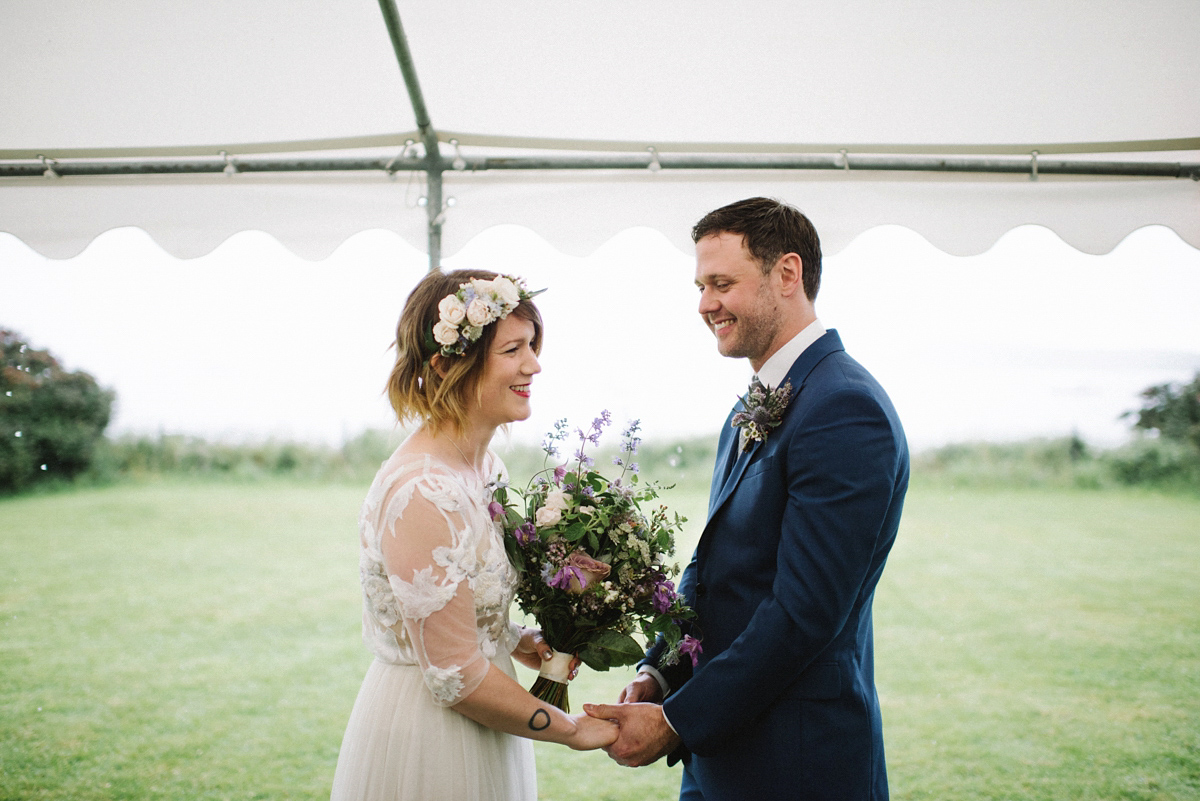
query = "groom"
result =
(585, 197, 909, 799)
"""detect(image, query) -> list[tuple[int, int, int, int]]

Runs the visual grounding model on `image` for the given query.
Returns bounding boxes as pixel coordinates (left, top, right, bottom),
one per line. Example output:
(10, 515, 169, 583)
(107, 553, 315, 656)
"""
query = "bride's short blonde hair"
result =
(387, 268, 543, 433)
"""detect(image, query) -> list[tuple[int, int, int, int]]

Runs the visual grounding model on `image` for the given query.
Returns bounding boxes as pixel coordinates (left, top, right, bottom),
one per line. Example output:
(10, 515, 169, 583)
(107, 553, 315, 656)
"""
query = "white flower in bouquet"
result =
(535, 505, 563, 528)
(544, 487, 572, 511)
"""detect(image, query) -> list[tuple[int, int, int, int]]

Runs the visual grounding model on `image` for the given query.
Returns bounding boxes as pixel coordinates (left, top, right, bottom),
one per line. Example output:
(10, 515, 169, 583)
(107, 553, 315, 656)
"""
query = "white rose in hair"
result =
(438, 295, 467, 325)
(492, 276, 521, 306)
(466, 298, 494, 327)
(433, 320, 459, 346)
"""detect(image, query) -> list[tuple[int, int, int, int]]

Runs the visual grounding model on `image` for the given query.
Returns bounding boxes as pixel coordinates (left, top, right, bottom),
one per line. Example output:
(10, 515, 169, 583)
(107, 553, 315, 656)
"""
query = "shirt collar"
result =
(755, 318, 826, 389)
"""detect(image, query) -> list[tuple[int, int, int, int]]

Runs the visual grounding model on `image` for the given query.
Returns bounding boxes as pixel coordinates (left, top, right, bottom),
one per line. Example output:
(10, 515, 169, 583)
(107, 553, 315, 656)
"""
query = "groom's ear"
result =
(775, 252, 804, 298)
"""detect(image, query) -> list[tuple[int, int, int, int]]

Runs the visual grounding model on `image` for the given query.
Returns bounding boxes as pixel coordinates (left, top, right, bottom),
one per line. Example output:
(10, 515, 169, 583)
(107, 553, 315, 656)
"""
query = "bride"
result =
(330, 269, 618, 801)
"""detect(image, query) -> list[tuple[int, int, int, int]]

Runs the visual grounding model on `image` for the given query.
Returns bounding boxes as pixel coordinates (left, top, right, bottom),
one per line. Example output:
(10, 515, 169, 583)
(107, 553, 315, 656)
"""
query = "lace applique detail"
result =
(479, 636, 498, 661)
(382, 479, 420, 529)
(424, 664, 466, 706)
(433, 538, 478, 585)
(471, 568, 504, 611)
(418, 473, 466, 514)
(360, 552, 401, 627)
(390, 567, 457, 621)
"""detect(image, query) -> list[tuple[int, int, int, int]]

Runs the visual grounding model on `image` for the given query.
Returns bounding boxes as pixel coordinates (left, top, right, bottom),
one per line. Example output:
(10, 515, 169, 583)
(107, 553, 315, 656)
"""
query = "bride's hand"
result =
(513, 628, 581, 678)
(565, 711, 619, 751)
(513, 627, 553, 671)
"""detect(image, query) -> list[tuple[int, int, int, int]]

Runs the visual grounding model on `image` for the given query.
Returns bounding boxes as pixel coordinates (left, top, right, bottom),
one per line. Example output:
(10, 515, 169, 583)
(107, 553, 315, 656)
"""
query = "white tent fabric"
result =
(2, 0, 1198, 256)
(4, 170, 1199, 260)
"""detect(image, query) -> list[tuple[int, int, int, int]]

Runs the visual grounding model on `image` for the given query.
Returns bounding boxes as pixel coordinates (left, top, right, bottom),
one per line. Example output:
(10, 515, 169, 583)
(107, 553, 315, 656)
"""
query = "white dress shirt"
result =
(754, 318, 826, 389)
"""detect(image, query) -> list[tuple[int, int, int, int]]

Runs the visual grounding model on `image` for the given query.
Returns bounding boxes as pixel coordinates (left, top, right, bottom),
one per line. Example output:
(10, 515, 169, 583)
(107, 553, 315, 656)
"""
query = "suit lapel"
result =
(702, 329, 846, 530)
(708, 436, 760, 518)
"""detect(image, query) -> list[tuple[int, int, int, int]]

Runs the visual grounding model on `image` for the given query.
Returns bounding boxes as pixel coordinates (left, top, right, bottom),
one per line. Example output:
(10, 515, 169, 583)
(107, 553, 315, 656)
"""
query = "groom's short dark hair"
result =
(692, 197, 822, 300)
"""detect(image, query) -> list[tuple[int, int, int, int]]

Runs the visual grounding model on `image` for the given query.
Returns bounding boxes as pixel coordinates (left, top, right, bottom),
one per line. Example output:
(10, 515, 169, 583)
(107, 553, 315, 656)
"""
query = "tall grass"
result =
(57, 430, 1200, 499)
(81, 429, 403, 486)
(913, 435, 1200, 493)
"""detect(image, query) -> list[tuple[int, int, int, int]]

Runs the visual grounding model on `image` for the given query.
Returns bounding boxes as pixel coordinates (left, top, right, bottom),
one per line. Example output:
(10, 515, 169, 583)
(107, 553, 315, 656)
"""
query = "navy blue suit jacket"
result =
(646, 330, 908, 800)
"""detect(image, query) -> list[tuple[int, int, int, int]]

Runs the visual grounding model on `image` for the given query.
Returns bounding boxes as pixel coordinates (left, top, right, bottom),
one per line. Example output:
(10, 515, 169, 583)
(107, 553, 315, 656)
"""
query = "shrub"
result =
(1103, 437, 1200, 490)
(1, 329, 115, 493)
(1123, 372, 1200, 451)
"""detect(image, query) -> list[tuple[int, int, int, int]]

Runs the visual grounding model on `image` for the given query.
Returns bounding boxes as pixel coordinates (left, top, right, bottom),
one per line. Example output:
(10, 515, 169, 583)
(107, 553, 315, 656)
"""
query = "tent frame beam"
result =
(4, 152, 1197, 178)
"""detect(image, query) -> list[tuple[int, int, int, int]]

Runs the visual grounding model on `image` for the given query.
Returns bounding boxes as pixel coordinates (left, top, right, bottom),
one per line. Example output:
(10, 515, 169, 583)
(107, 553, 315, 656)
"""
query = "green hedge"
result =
(1, 329, 115, 493)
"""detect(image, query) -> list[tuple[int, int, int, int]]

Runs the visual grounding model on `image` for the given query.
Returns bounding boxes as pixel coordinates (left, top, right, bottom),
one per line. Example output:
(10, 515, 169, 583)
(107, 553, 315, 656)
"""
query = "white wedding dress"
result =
(330, 448, 536, 801)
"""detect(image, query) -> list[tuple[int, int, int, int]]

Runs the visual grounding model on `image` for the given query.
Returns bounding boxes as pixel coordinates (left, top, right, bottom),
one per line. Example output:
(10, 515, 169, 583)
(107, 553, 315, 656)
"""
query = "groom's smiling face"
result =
(695, 232, 781, 369)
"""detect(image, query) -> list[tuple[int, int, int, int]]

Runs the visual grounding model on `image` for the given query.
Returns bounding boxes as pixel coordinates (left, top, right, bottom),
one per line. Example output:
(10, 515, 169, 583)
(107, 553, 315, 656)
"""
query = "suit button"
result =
(695, 584, 707, 598)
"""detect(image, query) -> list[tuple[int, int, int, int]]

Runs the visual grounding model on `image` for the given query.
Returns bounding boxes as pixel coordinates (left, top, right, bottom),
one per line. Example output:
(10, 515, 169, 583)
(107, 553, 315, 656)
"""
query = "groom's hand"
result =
(618, 672, 663, 704)
(582, 702, 679, 767)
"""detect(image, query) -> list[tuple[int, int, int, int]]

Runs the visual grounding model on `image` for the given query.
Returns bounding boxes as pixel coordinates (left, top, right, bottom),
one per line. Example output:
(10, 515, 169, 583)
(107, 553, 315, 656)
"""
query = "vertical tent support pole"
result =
(377, 0, 443, 271)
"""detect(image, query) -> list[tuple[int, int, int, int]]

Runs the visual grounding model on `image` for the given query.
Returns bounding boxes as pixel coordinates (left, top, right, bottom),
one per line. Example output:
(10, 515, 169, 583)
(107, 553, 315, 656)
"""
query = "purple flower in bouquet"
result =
(621, 420, 641, 454)
(548, 565, 586, 590)
(553, 464, 567, 485)
(652, 578, 677, 613)
(680, 635, 703, 667)
(488, 500, 505, 520)
(541, 418, 570, 458)
(514, 522, 537, 546)
(574, 447, 595, 468)
(579, 410, 612, 446)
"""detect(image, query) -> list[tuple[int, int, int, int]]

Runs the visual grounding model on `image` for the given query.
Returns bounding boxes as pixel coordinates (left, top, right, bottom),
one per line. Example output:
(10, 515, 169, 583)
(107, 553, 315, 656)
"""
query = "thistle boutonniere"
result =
(731, 378, 794, 452)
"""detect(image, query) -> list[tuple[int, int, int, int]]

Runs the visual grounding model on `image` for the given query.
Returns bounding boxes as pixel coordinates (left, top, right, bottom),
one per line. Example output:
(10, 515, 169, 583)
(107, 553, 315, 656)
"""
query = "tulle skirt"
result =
(330, 657, 536, 801)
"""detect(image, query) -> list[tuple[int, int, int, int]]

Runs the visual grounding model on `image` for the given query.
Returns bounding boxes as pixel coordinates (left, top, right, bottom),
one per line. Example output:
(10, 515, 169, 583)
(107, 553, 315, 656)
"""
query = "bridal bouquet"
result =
(491, 413, 701, 711)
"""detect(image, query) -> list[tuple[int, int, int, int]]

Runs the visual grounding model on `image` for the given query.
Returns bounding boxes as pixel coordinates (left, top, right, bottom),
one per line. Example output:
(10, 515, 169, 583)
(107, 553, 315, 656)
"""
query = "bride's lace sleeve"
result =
(379, 475, 488, 707)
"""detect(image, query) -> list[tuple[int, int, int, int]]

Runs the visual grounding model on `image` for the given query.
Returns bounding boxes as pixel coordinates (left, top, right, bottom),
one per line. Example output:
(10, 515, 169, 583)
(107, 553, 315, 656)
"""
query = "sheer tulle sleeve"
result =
(379, 474, 489, 706)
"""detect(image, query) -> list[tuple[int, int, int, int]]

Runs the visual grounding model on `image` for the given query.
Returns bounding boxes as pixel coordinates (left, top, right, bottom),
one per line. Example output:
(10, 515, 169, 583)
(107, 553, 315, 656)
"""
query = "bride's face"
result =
(472, 313, 541, 428)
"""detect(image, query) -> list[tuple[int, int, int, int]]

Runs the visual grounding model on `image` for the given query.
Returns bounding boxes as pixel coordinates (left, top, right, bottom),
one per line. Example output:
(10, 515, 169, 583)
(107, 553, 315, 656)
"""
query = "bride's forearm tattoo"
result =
(528, 709, 551, 731)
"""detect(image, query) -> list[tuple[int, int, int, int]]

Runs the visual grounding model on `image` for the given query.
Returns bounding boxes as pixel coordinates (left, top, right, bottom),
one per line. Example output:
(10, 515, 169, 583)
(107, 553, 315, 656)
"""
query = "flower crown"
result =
(429, 275, 545, 357)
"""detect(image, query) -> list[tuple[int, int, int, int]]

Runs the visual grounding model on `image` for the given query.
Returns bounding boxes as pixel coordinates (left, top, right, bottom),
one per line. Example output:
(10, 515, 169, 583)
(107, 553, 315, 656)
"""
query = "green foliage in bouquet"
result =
(492, 413, 701, 675)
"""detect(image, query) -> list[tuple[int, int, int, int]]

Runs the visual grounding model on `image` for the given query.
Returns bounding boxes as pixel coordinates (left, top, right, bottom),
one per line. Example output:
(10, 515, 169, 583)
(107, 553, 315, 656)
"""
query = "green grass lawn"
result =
(2, 479, 1198, 800)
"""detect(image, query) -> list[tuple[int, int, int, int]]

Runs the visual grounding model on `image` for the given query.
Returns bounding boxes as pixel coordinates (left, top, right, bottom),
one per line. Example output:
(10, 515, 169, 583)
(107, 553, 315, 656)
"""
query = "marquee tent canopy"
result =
(2, 0, 1197, 262)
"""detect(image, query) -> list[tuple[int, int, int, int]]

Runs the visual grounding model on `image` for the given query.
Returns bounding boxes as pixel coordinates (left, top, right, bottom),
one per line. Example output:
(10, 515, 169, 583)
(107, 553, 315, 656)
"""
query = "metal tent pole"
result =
(377, 0, 443, 271)
(5, 153, 1197, 179)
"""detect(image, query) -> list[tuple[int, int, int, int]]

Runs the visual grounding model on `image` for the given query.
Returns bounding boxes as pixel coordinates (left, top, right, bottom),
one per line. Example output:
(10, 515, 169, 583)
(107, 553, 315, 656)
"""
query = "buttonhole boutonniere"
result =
(731, 378, 794, 452)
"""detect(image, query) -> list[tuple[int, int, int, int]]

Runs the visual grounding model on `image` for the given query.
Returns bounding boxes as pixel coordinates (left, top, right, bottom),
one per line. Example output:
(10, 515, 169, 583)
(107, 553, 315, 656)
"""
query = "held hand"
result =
(583, 702, 680, 767)
(618, 672, 663, 704)
(565, 712, 619, 751)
